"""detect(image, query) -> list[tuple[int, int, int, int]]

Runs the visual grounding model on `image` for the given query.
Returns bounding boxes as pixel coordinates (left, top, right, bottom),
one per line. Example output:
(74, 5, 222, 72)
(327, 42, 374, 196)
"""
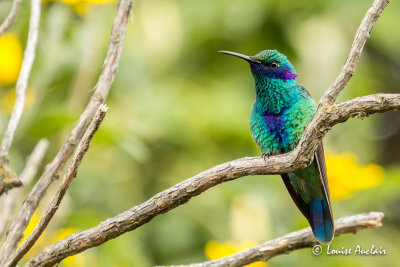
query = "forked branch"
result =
(24, 92, 398, 267)
(0, 0, 23, 36)
(0, 0, 133, 264)
(0, 0, 41, 195)
(5, 105, 108, 267)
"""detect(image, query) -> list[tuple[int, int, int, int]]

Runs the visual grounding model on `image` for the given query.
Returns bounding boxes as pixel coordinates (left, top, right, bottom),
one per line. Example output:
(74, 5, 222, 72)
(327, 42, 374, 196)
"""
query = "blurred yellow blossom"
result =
(20, 212, 41, 244)
(19, 212, 49, 257)
(0, 88, 35, 115)
(19, 214, 84, 266)
(48, 0, 116, 15)
(53, 227, 86, 267)
(0, 34, 22, 86)
(326, 151, 385, 200)
(205, 240, 267, 267)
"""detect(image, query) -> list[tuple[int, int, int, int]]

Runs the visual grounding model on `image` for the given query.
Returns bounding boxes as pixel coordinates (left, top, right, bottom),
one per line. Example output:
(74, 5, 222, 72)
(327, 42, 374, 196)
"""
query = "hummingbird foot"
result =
(293, 140, 300, 148)
(262, 152, 272, 161)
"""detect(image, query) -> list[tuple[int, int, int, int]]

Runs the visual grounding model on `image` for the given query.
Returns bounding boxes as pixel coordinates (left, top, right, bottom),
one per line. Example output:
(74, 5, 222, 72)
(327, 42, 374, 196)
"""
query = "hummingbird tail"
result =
(309, 194, 334, 243)
(281, 173, 334, 244)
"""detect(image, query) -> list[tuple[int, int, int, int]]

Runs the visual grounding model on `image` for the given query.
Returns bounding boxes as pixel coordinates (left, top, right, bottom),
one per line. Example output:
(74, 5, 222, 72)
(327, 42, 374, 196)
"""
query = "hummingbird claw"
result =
(293, 140, 300, 148)
(262, 152, 272, 161)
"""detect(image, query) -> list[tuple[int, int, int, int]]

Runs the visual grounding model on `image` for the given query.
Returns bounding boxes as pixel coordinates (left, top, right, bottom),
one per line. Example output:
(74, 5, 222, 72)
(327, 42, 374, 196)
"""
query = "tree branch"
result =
(319, 0, 389, 106)
(22, 0, 394, 264)
(23, 92, 399, 267)
(5, 105, 108, 267)
(0, 0, 23, 36)
(164, 212, 384, 267)
(0, 139, 49, 238)
(0, 0, 133, 264)
(0, 0, 41, 195)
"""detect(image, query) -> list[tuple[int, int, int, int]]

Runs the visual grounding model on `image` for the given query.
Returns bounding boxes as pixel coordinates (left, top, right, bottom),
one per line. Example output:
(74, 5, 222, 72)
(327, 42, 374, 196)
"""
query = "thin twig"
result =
(319, 0, 389, 106)
(0, 0, 133, 264)
(0, 0, 41, 194)
(0, 139, 49, 239)
(5, 105, 108, 267)
(281, 0, 391, 183)
(164, 212, 384, 267)
(17, 140, 49, 185)
(0, 0, 40, 157)
(0, 0, 23, 36)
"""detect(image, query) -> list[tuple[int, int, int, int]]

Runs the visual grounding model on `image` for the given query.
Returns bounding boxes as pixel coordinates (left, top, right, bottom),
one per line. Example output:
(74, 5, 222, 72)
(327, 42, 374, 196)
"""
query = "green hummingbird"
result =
(220, 49, 334, 243)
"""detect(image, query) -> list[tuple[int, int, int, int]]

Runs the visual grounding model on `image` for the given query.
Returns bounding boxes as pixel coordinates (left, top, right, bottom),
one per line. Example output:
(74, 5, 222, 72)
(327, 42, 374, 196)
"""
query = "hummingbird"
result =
(219, 50, 334, 243)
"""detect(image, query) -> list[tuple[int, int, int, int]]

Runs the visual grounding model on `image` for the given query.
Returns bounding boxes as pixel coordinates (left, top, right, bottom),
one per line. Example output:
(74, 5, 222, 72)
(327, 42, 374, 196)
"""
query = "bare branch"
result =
(0, 139, 49, 238)
(0, 0, 40, 157)
(0, 164, 19, 196)
(0, 0, 133, 264)
(165, 212, 384, 267)
(0, 0, 41, 194)
(22, 92, 399, 266)
(5, 105, 108, 267)
(18, 140, 49, 185)
(319, 0, 389, 106)
(0, 0, 23, 36)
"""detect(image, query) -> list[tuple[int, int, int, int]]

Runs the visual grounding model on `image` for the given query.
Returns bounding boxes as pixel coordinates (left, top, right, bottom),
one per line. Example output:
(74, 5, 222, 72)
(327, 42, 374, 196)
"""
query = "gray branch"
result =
(319, 0, 389, 105)
(0, 0, 23, 36)
(5, 105, 108, 267)
(0, 0, 133, 264)
(164, 212, 384, 267)
(23, 93, 399, 267)
(0, 139, 49, 238)
(0, 0, 41, 195)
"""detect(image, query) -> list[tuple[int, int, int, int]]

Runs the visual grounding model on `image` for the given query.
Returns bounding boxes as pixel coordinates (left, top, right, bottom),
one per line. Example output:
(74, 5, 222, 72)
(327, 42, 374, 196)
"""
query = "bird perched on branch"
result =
(219, 50, 334, 243)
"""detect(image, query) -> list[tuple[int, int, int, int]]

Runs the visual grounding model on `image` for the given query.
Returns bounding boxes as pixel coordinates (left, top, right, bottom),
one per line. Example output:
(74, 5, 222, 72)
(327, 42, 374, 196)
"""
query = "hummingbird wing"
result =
(314, 143, 334, 222)
(311, 143, 335, 242)
(281, 143, 334, 243)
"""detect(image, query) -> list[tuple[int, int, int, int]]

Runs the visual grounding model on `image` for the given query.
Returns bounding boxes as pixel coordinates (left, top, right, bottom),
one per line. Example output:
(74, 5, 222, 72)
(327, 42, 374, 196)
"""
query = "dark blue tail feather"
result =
(309, 195, 334, 243)
(281, 173, 334, 243)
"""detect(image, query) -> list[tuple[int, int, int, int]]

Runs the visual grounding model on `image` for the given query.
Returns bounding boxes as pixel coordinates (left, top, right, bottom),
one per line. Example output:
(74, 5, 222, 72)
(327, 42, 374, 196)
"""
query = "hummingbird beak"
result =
(218, 50, 261, 64)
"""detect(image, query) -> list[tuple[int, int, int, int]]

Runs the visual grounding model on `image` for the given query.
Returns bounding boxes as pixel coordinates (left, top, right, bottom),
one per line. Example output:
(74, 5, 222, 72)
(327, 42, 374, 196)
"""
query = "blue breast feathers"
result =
(262, 108, 292, 150)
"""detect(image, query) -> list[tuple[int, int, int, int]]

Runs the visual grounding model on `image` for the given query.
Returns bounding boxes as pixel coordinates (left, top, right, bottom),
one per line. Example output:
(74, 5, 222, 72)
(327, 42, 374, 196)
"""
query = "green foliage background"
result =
(1, 0, 400, 266)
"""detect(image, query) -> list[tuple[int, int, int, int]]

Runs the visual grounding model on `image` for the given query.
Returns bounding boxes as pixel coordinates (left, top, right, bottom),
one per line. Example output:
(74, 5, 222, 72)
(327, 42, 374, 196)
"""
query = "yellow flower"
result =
(20, 218, 85, 266)
(46, 0, 116, 15)
(0, 87, 35, 115)
(20, 212, 41, 244)
(205, 240, 267, 267)
(53, 227, 86, 267)
(326, 151, 385, 200)
(0, 34, 22, 86)
(19, 212, 50, 258)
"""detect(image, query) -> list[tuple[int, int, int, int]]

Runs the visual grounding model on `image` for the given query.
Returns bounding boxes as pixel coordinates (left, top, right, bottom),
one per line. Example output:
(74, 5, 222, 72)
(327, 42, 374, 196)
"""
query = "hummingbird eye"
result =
(270, 61, 280, 68)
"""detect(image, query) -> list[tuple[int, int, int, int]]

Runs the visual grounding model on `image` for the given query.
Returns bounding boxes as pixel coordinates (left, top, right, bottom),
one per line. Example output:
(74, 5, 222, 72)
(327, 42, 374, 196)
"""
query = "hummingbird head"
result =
(219, 50, 297, 81)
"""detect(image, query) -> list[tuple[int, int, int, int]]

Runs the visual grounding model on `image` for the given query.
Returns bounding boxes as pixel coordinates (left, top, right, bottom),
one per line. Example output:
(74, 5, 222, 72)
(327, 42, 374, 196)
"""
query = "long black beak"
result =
(218, 50, 261, 64)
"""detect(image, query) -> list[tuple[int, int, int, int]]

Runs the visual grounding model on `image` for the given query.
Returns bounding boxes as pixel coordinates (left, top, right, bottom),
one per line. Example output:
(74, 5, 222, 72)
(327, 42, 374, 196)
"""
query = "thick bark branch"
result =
(0, 0, 133, 264)
(0, 0, 41, 195)
(165, 212, 384, 267)
(24, 94, 398, 266)
(0, 0, 23, 36)
(5, 105, 108, 267)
